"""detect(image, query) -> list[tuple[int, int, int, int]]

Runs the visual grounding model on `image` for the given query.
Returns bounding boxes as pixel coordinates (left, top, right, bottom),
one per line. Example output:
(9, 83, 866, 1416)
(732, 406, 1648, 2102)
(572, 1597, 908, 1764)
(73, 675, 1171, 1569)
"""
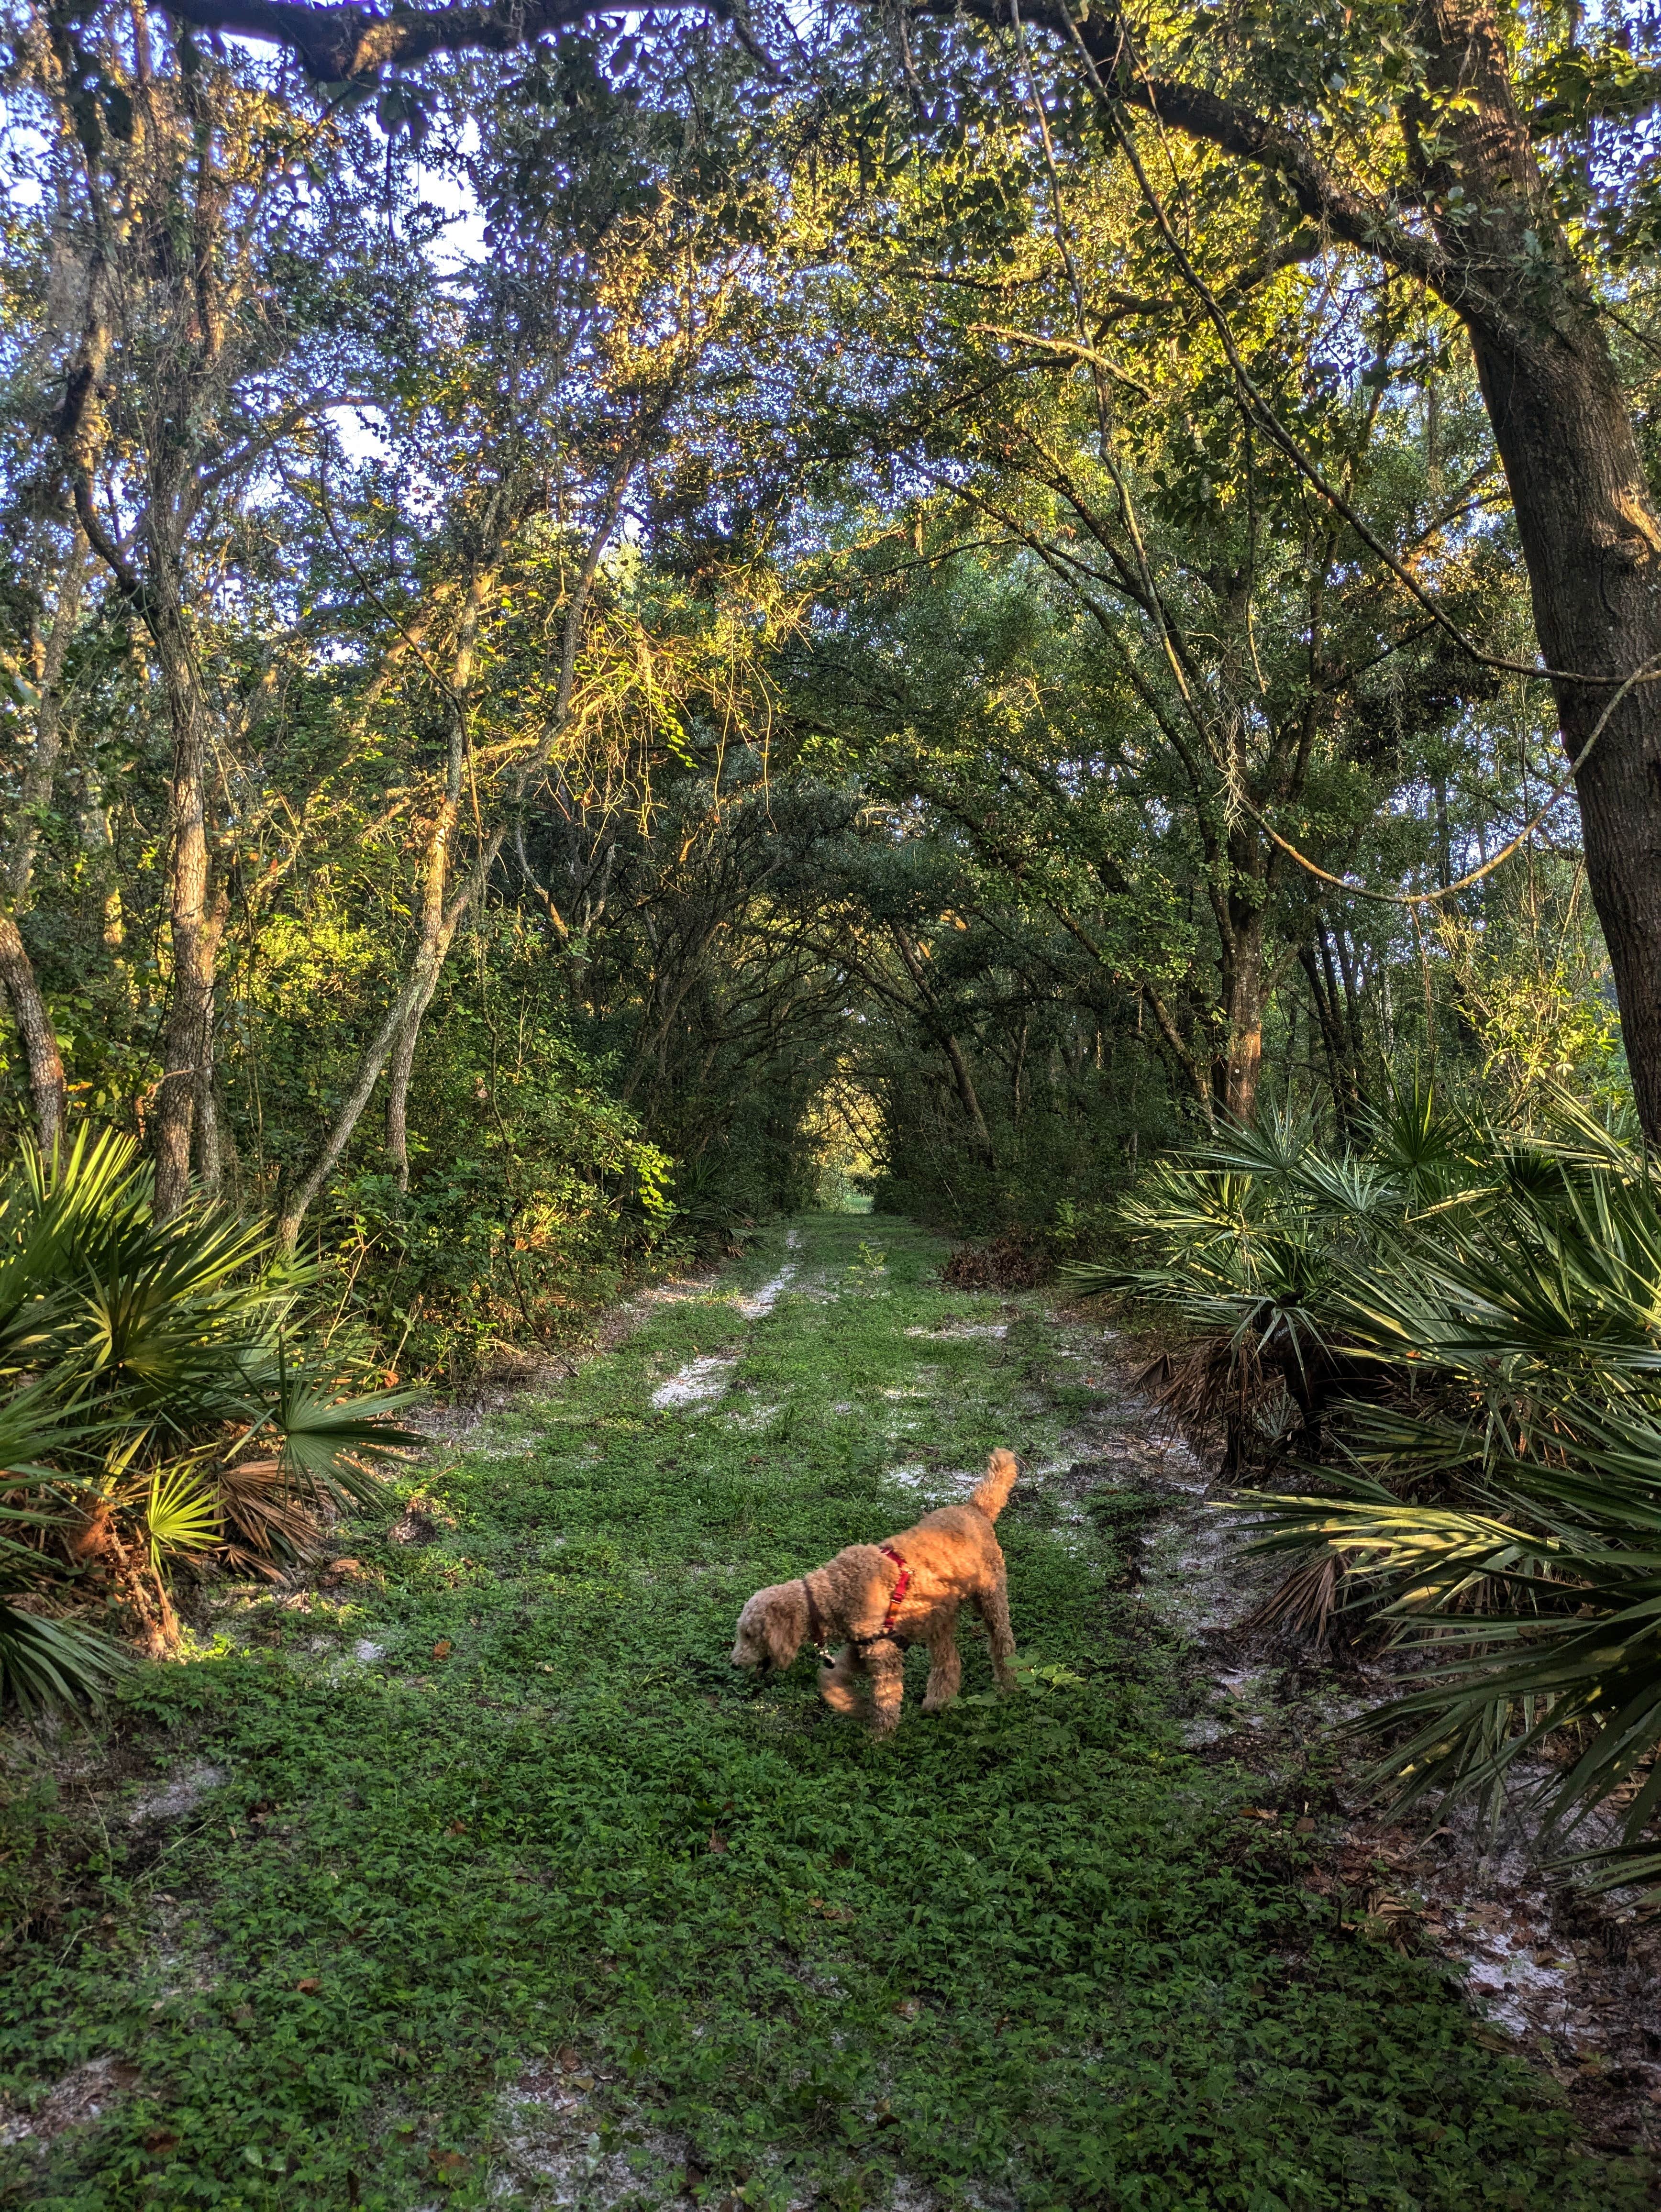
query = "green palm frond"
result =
(1359, 1079, 1480, 1206)
(268, 1371, 423, 1508)
(1234, 1397, 1661, 1855)
(144, 1463, 222, 1577)
(0, 1601, 131, 1711)
(1113, 1085, 1661, 1858)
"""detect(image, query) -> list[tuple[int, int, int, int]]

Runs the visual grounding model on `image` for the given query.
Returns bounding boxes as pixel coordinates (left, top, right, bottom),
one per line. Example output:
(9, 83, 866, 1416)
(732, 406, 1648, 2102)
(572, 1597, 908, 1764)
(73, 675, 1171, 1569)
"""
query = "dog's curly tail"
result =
(970, 1447, 1020, 1521)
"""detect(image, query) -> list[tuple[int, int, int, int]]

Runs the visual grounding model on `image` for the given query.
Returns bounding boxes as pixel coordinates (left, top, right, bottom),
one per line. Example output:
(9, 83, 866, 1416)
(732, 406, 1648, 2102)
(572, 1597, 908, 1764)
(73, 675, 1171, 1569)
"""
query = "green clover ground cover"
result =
(2, 1215, 1649, 2209)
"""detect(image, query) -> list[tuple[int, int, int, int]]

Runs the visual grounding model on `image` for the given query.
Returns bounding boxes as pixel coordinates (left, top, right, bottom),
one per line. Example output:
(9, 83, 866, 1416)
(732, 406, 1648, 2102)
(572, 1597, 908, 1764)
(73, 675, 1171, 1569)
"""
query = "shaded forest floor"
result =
(2, 1217, 1654, 2209)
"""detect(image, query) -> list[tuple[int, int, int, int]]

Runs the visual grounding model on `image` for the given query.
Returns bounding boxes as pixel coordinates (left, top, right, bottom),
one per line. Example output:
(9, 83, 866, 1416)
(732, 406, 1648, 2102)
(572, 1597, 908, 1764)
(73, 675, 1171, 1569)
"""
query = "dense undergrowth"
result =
(1, 1217, 1645, 2209)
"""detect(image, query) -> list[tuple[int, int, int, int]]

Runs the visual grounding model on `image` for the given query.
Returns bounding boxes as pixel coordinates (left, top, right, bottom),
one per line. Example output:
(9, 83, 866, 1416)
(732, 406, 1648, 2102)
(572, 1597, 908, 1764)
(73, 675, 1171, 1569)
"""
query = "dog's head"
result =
(731, 1582, 805, 1672)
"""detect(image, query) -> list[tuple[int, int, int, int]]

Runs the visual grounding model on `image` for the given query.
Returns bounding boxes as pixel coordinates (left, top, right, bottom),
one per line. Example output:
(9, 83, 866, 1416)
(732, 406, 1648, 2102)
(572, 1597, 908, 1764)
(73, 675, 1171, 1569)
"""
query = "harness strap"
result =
(848, 1544, 913, 1651)
(799, 1576, 829, 1653)
(877, 1544, 912, 1632)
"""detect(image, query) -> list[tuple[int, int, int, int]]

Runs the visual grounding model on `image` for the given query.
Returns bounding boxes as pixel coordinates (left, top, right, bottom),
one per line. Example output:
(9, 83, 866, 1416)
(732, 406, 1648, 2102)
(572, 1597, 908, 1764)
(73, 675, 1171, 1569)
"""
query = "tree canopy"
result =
(0, 0, 1641, 1365)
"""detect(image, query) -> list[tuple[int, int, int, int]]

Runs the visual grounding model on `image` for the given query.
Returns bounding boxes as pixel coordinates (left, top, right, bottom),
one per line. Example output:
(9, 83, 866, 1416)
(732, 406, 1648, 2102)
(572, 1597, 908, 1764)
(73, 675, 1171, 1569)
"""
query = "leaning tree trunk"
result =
(386, 569, 485, 1190)
(0, 536, 88, 1154)
(0, 904, 66, 1154)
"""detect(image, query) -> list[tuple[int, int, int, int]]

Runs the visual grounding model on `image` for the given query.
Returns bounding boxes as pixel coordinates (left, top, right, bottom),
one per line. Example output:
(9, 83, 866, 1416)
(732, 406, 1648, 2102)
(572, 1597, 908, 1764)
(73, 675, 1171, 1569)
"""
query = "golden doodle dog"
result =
(730, 1448, 1019, 1733)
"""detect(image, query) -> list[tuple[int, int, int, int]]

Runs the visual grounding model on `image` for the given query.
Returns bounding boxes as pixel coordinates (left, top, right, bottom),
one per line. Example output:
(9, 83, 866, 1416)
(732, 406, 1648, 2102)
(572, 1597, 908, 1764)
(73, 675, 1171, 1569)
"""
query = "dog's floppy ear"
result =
(761, 1583, 805, 1670)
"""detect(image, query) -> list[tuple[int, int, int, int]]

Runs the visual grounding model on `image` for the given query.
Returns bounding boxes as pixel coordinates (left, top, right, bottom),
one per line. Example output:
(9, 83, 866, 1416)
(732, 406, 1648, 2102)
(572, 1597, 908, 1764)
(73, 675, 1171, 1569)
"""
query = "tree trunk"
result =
(940, 1029, 996, 1164)
(79, 764, 125, 950)
(148, 596, 216, 1219)
(889, 923, 996, 1163)
(1215, 905, 1267, 1124)
(1462, 324, 1661, 1134)
(1299, 943, 1351, 1142)
(0, 903, 65, 1154)
(0, 535, 89, 1156)
(8, 532, 88, 906)
(1401, 0, 1661, 1132)
(191, 883, 231, 1196)
(386, 568, 485, 1190)
(274, 474, 629, 1252)
(276, 895, 474, 1251)
(1220, 977, 1264, 1124)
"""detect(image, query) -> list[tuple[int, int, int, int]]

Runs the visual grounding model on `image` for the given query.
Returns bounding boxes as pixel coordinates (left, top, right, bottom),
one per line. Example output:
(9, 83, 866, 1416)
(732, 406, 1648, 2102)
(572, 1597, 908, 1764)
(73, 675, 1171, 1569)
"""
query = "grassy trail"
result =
(3, 1216, 1648, 2210)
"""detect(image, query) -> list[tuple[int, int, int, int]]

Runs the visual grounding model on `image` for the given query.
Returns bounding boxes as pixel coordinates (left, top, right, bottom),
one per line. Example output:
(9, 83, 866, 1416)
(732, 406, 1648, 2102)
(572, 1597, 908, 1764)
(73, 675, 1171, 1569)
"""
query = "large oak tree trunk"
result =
(1219, 976, 1265, 1126)
(1406, 0, 1661, 1137)
(1463, 324, 1661, 1135)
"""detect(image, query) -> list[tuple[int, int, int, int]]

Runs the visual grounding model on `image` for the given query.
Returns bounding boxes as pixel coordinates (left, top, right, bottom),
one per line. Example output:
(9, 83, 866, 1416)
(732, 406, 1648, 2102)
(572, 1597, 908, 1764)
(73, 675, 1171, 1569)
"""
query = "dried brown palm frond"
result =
(1134, 1339, 1235, 1426)
(214, 1458, 326, 1576)
(1245, 1543, 1342, 1646)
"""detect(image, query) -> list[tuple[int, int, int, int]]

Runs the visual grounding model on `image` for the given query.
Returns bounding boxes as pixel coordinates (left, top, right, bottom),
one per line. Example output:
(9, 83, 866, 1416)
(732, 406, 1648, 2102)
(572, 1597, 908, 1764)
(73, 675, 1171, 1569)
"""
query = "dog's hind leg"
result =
(921, 1621, 962, 1713)
(817, 1645, 864, 1717)
(977, 1579, 1018, 1689)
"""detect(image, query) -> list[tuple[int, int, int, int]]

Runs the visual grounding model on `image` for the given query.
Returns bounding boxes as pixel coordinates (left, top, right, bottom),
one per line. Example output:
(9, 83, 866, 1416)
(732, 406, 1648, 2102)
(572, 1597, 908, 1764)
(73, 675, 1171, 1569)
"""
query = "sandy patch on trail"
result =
(732, 1227, 802, 1319)
(488, 2057, 1008, 2212)
(0, 2057, 142, 2153)
(411, 1255, 731, 1454)
(734, 1262, 796, 1317)
(125, 1759, 225, 1825)
(488, 2058, 691, 2206)
(651, 1354, 739, 1409)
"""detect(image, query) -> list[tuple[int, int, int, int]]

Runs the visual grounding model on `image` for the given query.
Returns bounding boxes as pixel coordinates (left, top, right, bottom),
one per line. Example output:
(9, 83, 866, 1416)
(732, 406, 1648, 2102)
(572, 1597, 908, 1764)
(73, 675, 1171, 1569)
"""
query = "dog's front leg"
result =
(866, 1648, 905, 1736)
(817, 1645, 864, 1717)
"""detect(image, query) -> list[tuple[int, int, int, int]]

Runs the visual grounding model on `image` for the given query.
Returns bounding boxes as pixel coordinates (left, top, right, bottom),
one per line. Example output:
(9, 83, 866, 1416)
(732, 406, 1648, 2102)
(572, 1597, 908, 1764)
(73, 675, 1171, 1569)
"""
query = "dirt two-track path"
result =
(2, 1213, 1654, 2210)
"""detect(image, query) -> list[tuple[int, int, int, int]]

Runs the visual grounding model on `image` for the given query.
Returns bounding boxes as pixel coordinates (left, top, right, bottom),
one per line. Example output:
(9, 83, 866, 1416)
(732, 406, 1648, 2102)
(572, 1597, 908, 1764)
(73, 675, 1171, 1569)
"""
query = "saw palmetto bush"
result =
(1, 1129, 419, 1711)
(1073, 1087, 1661, 1869)
(1064, 1084, 1489, 1470)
